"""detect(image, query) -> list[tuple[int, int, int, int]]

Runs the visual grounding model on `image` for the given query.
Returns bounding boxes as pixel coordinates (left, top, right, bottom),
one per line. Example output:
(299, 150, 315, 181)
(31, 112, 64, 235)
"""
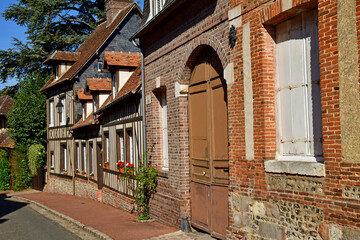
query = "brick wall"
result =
(44, 175, 136, 214)
(141, 0, 230, 228)
(227, 0, 360, 239)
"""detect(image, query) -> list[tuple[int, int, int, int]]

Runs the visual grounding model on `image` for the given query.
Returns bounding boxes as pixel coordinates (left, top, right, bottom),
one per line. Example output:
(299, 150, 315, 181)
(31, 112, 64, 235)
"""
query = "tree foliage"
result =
(28, 144, 46, 176)
(0, 0, 106, 81)
(7, 73, 48, 148)
(0, 149, 10, 190)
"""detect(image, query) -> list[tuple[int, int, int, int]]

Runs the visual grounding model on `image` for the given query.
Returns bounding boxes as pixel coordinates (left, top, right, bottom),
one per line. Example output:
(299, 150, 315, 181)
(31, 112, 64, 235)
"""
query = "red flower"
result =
(117, 175, 119, 180)
(129, 164, 134, 168)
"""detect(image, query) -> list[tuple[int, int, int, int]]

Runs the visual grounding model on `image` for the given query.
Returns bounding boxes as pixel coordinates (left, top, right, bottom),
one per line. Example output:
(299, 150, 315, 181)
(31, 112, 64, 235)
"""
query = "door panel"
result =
(189, 48, 229, 239)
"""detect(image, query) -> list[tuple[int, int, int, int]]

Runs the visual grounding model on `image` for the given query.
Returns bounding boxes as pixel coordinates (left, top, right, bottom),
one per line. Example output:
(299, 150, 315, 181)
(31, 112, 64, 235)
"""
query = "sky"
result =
(0, 0, 144, 90)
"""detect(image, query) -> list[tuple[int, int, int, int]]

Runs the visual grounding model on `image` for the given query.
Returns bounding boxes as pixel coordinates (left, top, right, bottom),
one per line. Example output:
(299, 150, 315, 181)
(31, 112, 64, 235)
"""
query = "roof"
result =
(95, 66, 141, 114)
(41, 3, 141, 92)
(43, 51, 80, 64)
(71, 113, 99, 131)
(87, 78, 112, 92)
(0, 96, 13, 115)
(0, 130, 15, 149)
(76, 89, 93, 101)
(103, 51, 141, 68)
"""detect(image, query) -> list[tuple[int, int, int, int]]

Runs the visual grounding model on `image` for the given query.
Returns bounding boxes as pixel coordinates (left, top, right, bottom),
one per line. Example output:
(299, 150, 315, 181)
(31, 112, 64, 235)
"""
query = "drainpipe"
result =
(132, 39, 147, 166)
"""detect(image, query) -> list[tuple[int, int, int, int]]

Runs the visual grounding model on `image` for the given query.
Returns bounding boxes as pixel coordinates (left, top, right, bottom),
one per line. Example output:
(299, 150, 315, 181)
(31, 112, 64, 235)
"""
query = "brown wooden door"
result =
(189, 48, 229, 239)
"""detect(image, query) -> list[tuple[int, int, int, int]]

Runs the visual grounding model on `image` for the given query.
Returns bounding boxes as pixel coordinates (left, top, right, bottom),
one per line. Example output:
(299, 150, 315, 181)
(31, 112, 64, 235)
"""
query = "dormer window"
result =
(112, 72, 117, 99)
(55, 66, 59, 80)
(98, 61, 103, 72)
(149, 0, 166, 20)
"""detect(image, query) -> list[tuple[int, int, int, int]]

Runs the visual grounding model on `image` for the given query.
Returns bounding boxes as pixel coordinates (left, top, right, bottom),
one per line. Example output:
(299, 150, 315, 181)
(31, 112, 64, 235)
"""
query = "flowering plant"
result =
(104, 161, 109, 166)
(82, 171, 86, 175)
(74, 168, 80, 174)
(117, 161, 124, 169)
(90, 172, 94, 177)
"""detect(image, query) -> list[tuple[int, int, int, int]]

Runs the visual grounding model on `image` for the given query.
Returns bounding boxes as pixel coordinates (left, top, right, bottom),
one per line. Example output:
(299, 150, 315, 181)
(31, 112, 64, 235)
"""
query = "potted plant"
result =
(104, 161, 109, 169)
(117, 161, 124, 173)
(62, 169, 67, 175)
(74, 168, 80, 175)
(90, 172, 94, 180)
(82, 171, 86, 177)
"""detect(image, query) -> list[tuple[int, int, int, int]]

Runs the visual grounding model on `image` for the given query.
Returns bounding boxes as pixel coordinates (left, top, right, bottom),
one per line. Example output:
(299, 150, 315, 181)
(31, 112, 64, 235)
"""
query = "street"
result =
(0, 194, 79, 240)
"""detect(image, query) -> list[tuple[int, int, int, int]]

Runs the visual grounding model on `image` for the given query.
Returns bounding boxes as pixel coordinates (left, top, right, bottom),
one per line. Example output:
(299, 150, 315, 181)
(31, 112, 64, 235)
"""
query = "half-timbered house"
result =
(41, 0, 144, 208)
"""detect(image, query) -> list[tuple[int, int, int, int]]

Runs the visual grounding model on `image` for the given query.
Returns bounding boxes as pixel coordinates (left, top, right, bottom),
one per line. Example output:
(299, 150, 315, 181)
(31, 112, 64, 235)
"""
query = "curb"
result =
(9, 195, 113, 240)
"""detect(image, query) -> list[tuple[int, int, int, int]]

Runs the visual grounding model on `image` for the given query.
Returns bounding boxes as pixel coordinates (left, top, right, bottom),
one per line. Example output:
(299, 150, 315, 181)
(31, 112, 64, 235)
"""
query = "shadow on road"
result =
(0, 194, 28, 223)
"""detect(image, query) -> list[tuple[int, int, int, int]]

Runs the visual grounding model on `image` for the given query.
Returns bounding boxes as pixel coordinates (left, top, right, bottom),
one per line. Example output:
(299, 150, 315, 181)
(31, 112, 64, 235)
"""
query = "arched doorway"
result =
(188, 46, 229, 239)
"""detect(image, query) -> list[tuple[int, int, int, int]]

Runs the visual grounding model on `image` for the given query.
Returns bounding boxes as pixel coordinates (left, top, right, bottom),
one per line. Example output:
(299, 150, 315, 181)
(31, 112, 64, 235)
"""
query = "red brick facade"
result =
(140, 0, 360, 238)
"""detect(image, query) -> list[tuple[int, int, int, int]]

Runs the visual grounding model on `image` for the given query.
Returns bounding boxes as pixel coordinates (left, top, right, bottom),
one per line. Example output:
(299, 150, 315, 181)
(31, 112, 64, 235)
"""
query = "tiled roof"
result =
(87, 78, 112, 92)
(103, 51, 141, 67)
(43, 51, 80, 64)
(76, 89, 93, 101)
(41, 3, 141, 92)
(0, 130, 14, 149)
(71, 113, 98, 131)
(0, 96, 13, 115)
(95, 66, 141, 114)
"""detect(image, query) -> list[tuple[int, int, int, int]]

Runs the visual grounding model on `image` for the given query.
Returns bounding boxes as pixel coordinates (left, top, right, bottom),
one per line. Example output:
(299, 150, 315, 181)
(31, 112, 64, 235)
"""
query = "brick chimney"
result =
(105, 0, 133, 25)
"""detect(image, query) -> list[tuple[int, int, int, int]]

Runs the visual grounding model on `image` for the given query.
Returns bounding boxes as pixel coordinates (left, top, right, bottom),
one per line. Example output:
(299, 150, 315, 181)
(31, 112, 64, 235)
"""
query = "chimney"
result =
(105, 0, 133, 25)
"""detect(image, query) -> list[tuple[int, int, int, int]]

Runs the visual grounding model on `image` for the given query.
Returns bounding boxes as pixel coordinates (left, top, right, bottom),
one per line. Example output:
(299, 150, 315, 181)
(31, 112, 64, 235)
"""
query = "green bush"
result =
(28, 144, 46, 176)
(0, 149, 10, 190)
(10, 147, 31, 191)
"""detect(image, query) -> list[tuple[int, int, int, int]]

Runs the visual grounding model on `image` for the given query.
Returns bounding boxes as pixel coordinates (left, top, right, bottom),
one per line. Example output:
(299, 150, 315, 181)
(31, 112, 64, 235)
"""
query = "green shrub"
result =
(0, 149, 10, 190)
(28, 144, 46, 176)
(10, 147, 31, 191)
(134, 163, 158, 219)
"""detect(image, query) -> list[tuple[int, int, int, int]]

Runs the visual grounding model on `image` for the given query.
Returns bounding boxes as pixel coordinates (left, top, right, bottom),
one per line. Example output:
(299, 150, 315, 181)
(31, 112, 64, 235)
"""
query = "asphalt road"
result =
(0, 194, 79, 240)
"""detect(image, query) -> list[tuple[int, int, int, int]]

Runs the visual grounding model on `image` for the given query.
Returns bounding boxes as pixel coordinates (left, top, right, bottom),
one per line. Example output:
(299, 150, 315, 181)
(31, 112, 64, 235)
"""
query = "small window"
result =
(60, 144, 67, 172)
(160, 91, 169, 169)
(49, 100, 54, 127)
(82, 144, 87, 173)
(104, 133, 109, 164)
(89, 142, 93, 174)
(50, 152, 54, 169)
(98, 61, 103, 72)
(112, 72, 117, 99)
(55, 66, 59, 80)
(59, 96, 66, 126)
(82, 103, 86, 121)
(126, 129, 134, 164)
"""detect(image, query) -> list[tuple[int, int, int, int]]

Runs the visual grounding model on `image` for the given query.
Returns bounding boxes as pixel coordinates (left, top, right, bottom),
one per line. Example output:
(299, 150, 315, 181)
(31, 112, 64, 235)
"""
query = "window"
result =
(104, 133, 109, 164)
(276, 9, 322, 160)
(75, 143, 79, 170)
(126, 129, 133, 164)
(59, 96, 66, 126)
(94, 95, 98, 112)
(49, 100, 54, 127)
(82, 103, 86, 121)
(82, 144, 87, 172)
(98, 61, 102, 72)
(112, 72, 117, 99)
(89, 142, 93, 174)
(55, 66, 59, 80)
(50, 152, 54, 169)
(60, 144, 67, 172)
(160, 92, 169, 168)
(116, 131, 124, 162)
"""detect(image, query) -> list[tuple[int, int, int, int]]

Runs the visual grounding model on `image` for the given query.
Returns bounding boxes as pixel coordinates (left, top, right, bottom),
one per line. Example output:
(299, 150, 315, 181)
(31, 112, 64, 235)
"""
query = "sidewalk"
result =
(3, 191, 215, 240)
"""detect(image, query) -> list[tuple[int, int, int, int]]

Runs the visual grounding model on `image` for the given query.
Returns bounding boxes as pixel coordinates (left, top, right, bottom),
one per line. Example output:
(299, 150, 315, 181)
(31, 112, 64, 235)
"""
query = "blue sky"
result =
(0, 0, 144, 90)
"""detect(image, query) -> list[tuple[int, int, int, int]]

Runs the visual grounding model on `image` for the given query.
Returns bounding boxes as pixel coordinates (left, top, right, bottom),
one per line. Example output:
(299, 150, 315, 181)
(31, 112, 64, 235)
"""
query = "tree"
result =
(0, 0, 106, 81)
(7, 73, 48, 148)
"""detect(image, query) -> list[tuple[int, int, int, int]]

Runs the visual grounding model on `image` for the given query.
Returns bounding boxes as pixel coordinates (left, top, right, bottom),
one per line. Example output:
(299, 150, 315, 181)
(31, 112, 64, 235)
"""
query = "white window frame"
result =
(160, 92, 169, 169)
(83, 144, 87, 172)
(60, 96, 66, 126)
(105, 133, 109, 163)
(98, 61, 102, 72)
(275, 10, 322, 162)
(64, 146, 67, 171)
(49, 100, 54, 127)
(82, 103, 86, 121)
(51, 152, 54, 168)
(112, 72, 116, 99)
(120, 133, 125, 162)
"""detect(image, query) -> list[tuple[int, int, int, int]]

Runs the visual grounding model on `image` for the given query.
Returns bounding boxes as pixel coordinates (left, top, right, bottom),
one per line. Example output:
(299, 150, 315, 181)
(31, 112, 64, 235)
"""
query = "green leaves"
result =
(1, 0, 106, 81)
(0, 149, 10, 190)
(7, 73, 48, 148)
(28, 143, 46, 176)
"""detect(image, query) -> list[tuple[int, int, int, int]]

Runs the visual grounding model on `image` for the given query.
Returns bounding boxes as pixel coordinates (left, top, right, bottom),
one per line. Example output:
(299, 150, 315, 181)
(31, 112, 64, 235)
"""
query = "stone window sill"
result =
(264, 159, 325, 177)
(158, 168, 169, 178)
